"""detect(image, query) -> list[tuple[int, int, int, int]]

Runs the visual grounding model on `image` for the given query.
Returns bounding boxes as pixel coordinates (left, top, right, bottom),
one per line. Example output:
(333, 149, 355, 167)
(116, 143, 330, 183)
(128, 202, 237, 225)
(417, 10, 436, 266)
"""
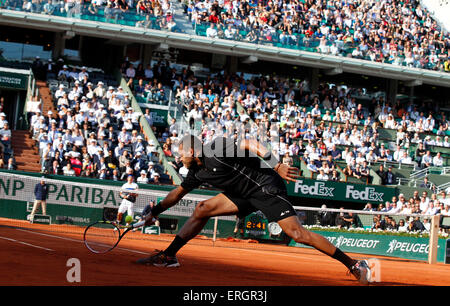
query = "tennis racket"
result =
(83, 221, 133, 254)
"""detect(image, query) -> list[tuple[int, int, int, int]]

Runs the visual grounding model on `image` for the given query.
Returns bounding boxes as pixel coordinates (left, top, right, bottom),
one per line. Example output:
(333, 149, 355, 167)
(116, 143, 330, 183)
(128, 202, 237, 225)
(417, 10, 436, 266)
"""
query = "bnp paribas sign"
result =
(287, 179, 397, 204)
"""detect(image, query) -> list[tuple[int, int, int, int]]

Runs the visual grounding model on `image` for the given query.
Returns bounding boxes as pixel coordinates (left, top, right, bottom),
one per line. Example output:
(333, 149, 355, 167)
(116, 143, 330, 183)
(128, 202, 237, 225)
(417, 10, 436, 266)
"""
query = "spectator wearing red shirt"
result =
(70, 156, 83, 176)
(208, 11, 219, 23)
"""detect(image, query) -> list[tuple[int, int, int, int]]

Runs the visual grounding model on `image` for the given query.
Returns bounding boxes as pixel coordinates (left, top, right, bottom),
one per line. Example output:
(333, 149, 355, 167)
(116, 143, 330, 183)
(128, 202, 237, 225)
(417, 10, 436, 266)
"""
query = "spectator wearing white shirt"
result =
(389, 202, 401, 214)
(365, 149, 378, 163)
(58, 65, 70, 80)
(432, 152, 443, 167)
(54, 84, 66, 100)
(78, 66, 89, 82)
(423, 116, 435, 132)
(317, 169, 329, 181)
(311, 104, 321, 119)
(396, 194, 406, 209)
(393, 145, 404, 162)
(398, 219, 408, 232)
(443, 136, 449, 148)
(424, 202, 439, 215)
(441, 204, 450, 216)
(137, 170, 149, 184)
(440, 191, 450, 206)
(0, 113, 8, 130)
(355, 152, 366, 165)
(419, 191, 430, 212)
(126, 64, 136, 79)
(421, 150, 433, 168)
(345, 150, 355, 165)
(144, 64, 154, 80)
(398, 151, 413, 165)
(307, 160, 318, 173)
(434, 136, 443, 147)
(62, 157, 75, 176)
(401, 202, 413, 215)
(206, 23, 218, 38)
(384, 114, 397, 129)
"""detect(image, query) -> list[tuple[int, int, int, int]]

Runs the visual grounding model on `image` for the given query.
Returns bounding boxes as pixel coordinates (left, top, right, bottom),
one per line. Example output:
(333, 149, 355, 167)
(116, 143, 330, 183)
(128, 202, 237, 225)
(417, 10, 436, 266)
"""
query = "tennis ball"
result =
(125, 215, 133, 223)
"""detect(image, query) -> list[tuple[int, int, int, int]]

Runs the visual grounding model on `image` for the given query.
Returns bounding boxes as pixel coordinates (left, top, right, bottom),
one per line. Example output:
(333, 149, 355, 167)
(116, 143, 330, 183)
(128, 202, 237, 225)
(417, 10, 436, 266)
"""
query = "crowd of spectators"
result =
(29, 63, 172, 185)
(1, 0, 181, 32)
(145, 61, 449, 186)
(318, 189, 450, 234)
(185, 0, 450, 72)
(365, 189, 450, 233)
(3, 0, 450, 72)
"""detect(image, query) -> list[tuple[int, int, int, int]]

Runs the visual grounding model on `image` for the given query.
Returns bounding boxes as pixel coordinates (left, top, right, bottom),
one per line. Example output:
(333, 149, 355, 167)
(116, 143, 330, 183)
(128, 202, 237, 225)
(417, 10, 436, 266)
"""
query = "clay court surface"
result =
(0, 218, 449, 286)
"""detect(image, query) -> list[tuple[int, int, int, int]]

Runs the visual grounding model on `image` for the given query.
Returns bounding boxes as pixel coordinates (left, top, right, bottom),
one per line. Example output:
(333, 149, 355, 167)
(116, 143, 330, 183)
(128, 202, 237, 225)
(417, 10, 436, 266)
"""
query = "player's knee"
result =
(289, 228, 312, 245)
(193, 200, 213, 219)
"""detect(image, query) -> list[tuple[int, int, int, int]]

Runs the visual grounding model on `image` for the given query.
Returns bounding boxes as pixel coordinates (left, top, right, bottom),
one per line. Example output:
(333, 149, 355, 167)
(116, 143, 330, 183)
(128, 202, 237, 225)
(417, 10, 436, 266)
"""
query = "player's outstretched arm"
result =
(239, 139, 300, 182)
(139, 186, 190, 227)
(158, 185, 190, 211)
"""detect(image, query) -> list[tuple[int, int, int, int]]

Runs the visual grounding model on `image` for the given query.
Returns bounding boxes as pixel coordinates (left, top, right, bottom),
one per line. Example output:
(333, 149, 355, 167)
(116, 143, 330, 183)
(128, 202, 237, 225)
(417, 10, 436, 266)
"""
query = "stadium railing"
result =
(117, 70, 182, 185)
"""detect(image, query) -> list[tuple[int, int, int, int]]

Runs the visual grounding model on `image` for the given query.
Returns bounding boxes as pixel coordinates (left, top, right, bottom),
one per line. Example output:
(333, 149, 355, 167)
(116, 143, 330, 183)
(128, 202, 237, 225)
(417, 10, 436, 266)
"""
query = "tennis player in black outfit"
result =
(133, 135, 371, 284)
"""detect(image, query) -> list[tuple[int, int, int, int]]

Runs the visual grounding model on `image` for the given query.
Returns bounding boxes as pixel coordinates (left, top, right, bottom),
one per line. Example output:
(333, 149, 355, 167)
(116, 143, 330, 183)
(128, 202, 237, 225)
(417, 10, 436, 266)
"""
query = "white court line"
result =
(15, 228, 148, 255)
(15, 229, 308, 260)
(14, 229, 357, 263)
(0, 235, 54, 251)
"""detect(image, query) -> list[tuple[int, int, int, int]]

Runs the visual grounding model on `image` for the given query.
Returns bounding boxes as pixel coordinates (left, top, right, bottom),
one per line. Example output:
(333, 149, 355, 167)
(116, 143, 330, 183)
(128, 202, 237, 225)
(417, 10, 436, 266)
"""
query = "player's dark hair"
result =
(177, 134, 203, 156)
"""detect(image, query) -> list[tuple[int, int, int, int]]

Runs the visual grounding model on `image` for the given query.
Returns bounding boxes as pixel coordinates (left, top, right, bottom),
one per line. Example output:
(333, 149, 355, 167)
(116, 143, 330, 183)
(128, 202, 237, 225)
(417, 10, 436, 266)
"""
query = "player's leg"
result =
(176, 193, 240, 241)
(116, 200, 128, 224)
(250, 189, 371, 284)
(278, 215, 337, 256)
(136, 193, 244, 266)
(277, 215, 370, 283)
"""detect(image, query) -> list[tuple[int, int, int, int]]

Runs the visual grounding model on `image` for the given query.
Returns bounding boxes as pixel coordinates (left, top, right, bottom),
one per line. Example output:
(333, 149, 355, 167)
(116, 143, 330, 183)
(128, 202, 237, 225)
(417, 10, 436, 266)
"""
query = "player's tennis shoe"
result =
(349, 260, 371, 284)
(136, 250, 180, 268)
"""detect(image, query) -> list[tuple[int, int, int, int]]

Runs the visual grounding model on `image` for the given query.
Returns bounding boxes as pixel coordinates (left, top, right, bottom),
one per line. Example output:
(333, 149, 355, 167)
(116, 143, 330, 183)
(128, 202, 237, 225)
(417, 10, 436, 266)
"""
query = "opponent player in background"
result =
(132, 135, 372, 284)
(117, 174, 138, 227)
(138, 200, 160, 227)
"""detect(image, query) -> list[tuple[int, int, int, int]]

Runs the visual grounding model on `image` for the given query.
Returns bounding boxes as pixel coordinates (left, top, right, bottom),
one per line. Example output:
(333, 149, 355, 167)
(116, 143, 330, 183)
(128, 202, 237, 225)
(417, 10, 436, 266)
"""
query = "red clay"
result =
(1, 218, 449, 286)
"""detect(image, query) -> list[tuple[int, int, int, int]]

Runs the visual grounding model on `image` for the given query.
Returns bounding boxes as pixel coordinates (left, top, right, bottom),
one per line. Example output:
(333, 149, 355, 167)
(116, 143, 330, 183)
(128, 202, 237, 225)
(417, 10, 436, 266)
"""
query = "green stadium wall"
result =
(289, 230, 448, 263)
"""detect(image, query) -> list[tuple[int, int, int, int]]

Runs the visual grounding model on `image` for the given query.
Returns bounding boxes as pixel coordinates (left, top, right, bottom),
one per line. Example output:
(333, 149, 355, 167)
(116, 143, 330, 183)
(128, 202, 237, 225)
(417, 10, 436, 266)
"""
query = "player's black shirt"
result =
(180, 137, 284, 198)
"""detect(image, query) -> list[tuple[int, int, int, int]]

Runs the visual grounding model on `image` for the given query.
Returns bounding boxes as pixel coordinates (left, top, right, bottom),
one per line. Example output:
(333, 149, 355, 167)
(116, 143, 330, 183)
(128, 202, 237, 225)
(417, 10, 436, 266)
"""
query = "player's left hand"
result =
(276, 163, 300, 183)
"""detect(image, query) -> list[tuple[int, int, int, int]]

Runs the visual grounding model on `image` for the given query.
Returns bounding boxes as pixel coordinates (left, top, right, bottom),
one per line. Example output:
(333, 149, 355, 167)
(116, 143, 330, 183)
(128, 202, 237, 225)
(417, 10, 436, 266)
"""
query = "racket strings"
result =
(84, 222, 121, 253)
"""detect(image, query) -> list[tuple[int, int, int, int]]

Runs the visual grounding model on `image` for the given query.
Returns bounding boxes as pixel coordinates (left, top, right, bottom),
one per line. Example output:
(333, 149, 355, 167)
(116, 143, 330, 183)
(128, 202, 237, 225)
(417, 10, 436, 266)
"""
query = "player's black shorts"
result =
(222, 184, 297, 223)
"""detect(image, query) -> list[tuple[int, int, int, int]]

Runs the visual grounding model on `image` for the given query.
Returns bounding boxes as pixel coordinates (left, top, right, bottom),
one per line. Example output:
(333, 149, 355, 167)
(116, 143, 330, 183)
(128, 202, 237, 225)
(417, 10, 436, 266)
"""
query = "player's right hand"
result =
(276, 163, 300, 183)
(144, 215, 157, 226)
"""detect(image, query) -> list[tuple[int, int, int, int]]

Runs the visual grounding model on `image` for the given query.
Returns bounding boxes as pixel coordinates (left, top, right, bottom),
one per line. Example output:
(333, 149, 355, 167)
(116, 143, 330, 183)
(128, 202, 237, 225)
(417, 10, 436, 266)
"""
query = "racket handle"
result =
(132, 218, 156, 229)
(132, 220, 145, 228)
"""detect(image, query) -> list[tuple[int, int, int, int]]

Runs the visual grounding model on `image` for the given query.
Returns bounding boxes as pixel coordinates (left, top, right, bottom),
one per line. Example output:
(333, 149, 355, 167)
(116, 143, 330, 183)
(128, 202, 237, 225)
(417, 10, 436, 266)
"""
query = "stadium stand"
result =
(22, 63, 175, 184)
(120, 53, 449, 214)
(0, 0, 184, 32)
(1, 0, 450, 73)
(187, 0, 450, 72)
